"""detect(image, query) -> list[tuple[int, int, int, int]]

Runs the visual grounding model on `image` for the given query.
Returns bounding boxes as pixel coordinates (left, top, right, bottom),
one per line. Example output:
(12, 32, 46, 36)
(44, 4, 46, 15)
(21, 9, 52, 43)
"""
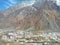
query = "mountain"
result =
(0, 0, 60, 32)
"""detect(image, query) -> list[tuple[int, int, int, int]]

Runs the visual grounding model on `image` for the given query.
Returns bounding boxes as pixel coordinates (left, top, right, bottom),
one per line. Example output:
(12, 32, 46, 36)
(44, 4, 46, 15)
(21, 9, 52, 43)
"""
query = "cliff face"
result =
(0, 0, 60, 32)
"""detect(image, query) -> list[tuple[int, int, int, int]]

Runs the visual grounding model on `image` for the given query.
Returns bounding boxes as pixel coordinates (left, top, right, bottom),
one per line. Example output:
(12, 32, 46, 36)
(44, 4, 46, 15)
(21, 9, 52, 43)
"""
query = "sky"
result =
(51, 0, 60, 5)
(0, 0, 60, 10)
(56, 0, 60, 5)
(0, 0, 35, 10)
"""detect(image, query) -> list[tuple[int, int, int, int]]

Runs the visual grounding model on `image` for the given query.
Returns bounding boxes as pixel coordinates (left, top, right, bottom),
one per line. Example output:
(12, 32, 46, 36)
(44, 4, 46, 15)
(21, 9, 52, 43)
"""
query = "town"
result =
(0, 29, 60, 45)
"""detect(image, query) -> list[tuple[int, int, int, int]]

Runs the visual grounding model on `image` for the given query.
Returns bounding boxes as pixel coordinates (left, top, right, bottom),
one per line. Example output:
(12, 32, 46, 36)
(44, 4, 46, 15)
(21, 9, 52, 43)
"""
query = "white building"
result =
(1, 35, 11, 41)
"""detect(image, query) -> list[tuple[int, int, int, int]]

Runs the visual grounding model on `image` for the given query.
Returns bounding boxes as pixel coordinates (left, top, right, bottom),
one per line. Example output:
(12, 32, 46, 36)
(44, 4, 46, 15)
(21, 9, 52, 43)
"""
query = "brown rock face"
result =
(0, 0, 60, 32)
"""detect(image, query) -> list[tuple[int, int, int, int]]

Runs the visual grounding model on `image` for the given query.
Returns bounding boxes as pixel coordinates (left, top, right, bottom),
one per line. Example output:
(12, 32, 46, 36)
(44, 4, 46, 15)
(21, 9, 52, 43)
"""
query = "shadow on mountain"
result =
(0, 0, 60, 32)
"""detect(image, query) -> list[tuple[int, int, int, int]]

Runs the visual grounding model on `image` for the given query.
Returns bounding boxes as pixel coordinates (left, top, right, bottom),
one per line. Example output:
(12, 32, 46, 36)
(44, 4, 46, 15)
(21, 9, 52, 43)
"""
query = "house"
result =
(1, 35, 11, 42)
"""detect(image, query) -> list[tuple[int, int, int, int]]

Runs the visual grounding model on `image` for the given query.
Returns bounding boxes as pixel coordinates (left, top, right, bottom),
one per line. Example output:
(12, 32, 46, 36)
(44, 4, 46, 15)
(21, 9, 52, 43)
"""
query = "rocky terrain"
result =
(0, 0, 60, 32)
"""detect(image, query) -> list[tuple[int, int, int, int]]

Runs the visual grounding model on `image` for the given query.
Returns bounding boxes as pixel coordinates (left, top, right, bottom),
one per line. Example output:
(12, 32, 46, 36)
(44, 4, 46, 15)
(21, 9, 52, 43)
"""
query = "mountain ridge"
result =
(0, 0, 60, 32)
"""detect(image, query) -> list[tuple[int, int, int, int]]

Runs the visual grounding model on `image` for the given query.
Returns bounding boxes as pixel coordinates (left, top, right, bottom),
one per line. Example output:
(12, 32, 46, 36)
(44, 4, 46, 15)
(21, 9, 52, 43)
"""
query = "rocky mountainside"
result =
(0, 0, 60, 32)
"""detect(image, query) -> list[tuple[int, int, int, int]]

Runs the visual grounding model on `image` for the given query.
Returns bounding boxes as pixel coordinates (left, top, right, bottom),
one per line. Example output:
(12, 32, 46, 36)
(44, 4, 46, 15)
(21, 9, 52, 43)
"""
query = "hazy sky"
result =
(0, 0, 35, 10)
(0, 0, 60, 10)
(56, 0, 60, 5)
